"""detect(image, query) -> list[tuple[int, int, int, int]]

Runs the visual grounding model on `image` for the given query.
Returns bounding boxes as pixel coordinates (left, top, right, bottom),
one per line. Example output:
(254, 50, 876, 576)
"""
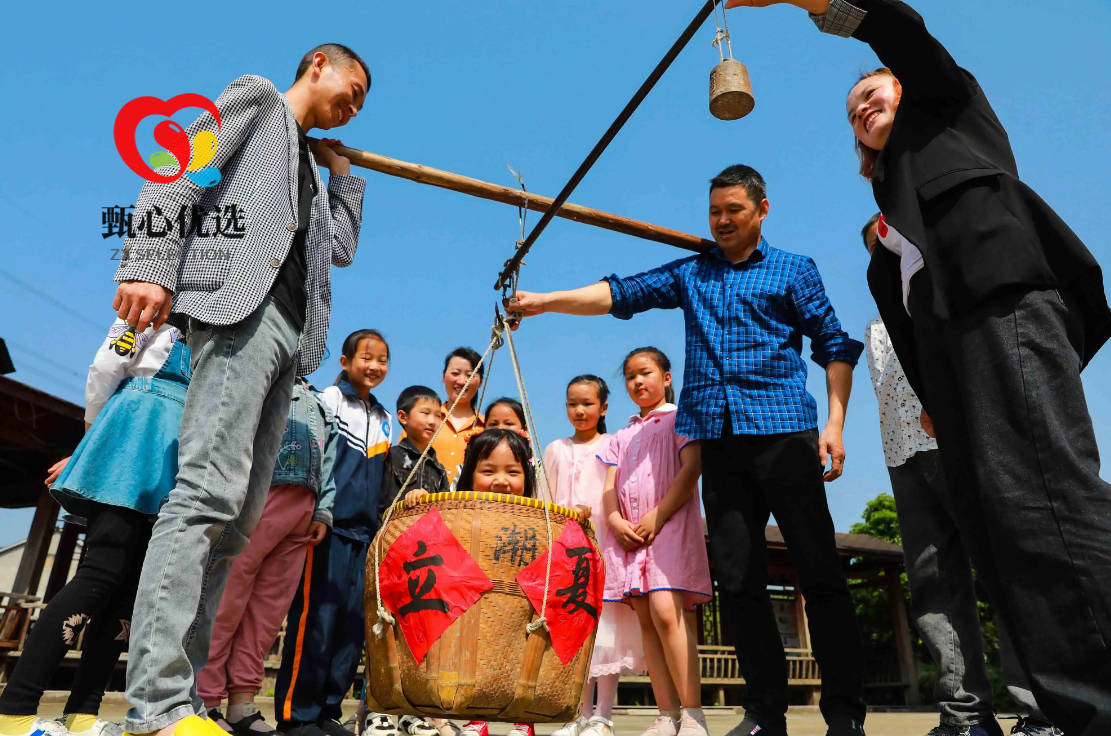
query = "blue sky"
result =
(2, 1, 1109, 546)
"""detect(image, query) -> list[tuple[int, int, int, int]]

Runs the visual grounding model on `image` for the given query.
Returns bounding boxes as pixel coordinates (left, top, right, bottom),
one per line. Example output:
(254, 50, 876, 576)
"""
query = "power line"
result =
(0, 269, 105, 331)
(4, 339, 89, 383)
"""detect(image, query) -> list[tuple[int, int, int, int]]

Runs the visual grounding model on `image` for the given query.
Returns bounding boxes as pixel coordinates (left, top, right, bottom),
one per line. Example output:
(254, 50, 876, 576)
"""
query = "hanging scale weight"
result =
(709, 0, 754, 120)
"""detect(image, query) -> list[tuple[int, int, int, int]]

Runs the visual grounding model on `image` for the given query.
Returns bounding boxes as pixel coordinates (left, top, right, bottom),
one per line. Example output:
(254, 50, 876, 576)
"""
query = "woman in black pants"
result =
(725, 1, 1111, 735)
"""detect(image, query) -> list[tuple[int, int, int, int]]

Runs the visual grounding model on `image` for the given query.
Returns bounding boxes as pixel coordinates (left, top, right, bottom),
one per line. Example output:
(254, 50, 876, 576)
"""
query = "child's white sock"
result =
(227, 703, 271, 732)
(226, 703, 258, 723)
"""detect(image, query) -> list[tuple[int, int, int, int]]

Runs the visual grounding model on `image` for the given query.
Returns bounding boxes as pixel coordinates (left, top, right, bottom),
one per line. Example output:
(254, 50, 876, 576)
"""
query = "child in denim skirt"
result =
(198, 377, 339, 736)
(0, 318, 190, 736)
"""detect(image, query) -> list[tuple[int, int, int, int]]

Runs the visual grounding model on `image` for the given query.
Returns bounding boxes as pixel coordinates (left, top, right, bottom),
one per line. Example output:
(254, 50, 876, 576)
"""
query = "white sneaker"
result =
(552, 718, 589, 736)
(675, 715, 708, 736)
(639, 717, 677, 736)
(581, 717, 614, 736)
(27, 720, 70, 736)
(428, 721, 459, 736)
(398, 718, 438, 736)
(78, 721, 124, 736)
(365, 715, 399, 736)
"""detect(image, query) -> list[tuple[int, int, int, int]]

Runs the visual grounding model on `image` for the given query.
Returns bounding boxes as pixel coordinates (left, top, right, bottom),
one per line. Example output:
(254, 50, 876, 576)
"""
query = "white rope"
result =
(370, 320, 505, 638)
(712, 0, 734, 62)
(503, 318, 556, 635)
(369, 308, 558, 639)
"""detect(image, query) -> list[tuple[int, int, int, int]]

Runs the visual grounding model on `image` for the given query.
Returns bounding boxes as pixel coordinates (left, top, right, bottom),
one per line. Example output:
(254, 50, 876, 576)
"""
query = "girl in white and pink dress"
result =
(545, 376, 644, 736)
(601, 348, 710, 736)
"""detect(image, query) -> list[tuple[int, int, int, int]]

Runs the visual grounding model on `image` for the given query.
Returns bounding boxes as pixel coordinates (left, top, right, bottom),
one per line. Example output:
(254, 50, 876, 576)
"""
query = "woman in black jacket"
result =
(726, 2, 1111, 735)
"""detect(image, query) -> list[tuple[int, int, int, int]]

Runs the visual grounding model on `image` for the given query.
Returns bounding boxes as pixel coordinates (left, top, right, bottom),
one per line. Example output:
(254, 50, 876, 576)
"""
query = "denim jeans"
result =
(125, 296, 299, 732)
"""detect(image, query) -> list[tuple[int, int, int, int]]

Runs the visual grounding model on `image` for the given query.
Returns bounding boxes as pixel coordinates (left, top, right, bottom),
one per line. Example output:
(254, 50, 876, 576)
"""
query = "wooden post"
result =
(10, 487, 59, 599)
(884, 566, 921, 706)
(792, 574, 819, 705)
(319, 142, 716, 255)
(793, 575, 811, 651)
(43, 521, 80, 603)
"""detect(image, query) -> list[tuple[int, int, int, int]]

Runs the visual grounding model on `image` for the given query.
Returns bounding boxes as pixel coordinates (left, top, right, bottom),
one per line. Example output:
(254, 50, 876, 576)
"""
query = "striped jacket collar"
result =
(336, 378, 384, 412)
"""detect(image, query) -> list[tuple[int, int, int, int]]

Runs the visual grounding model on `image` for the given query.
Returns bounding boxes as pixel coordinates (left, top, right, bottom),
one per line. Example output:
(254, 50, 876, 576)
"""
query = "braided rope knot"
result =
(372, 605, 397, 638)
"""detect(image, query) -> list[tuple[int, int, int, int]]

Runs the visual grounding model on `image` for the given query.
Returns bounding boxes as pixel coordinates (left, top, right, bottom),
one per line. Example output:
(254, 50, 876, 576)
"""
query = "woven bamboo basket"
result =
(364, 492, 600, 722)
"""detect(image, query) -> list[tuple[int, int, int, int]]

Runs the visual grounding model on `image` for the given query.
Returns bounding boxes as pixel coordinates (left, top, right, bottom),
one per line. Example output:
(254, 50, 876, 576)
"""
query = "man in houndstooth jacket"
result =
(111, 44, 370, 736)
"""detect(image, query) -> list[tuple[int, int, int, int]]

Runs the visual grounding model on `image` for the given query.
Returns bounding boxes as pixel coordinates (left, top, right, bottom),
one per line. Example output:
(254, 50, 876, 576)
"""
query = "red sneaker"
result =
(507, 725, 535, 736)
(459, 723, 489, 736)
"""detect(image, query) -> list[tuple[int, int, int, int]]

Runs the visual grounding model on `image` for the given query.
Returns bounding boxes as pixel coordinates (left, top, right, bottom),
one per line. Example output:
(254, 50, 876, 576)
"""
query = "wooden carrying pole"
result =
(323, 142, 715, 255)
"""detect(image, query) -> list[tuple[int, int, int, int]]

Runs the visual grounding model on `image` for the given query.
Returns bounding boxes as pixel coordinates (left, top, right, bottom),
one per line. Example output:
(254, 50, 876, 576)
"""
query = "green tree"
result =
(850, 493, 901, 544)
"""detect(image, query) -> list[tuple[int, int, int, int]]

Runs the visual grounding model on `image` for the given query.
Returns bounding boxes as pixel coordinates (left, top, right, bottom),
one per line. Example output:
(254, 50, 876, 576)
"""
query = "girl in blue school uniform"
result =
(0, 318, 191, 736)
(273, 329, 393, 736)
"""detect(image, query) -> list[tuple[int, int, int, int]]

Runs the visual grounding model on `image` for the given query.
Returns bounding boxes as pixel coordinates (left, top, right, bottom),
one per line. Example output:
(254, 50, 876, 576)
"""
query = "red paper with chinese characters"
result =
(516, 521, 604, 664)
(378, 508, 493, 663)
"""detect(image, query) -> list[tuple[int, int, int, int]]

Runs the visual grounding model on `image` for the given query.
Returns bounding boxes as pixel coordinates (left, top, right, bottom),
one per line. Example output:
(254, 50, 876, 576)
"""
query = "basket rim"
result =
(389, 491, 584, 521)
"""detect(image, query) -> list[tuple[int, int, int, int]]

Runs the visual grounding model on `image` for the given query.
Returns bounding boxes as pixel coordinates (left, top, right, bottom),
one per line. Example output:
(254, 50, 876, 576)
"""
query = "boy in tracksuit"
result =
(275, 342, 392, 736)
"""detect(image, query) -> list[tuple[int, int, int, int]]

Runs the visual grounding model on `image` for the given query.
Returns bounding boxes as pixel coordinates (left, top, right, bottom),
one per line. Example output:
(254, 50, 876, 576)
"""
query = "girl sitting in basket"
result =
(404, 428, 536, 505)
(403, 429, 536, 736)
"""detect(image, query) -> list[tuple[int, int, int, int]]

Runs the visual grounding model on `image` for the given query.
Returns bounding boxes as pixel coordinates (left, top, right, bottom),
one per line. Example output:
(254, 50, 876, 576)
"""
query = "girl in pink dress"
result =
(600, 348, 710, 736)
(545, 376, 645, 736)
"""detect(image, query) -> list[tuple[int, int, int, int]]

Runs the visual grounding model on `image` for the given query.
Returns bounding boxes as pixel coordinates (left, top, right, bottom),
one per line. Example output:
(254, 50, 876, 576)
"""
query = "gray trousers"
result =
(125, 296, 299, 732)
(888, 450, 1046, 727)
(907, 282, 1111, 736)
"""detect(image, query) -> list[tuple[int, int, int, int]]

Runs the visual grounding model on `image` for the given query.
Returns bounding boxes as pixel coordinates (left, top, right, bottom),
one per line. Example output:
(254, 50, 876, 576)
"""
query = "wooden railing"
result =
(624, 645, 820, 686)
(0, 592, 38, 651)
(3, 611, 901, 698)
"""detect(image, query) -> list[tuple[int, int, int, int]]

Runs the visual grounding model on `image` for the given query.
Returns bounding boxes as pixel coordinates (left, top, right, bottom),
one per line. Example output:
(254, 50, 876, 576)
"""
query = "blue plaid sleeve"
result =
(789, 256, 864, 367)
(604, 259, 685, 320)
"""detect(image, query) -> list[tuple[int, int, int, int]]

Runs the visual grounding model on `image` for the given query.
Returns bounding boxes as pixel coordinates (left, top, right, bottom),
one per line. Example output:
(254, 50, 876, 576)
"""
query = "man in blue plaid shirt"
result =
(513, 165, 868, 736)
